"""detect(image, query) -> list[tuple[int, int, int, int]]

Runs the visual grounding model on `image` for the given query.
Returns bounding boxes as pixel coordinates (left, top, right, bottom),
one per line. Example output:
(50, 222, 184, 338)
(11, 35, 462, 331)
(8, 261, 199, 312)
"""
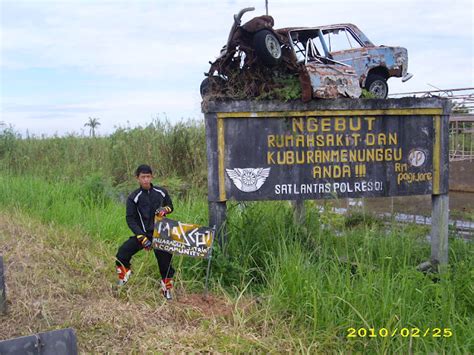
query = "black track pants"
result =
(115, 236, 175, 279)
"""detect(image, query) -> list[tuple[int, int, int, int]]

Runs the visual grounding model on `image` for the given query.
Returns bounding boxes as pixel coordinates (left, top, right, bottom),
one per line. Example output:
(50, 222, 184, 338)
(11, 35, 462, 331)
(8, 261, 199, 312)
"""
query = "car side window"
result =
(292, 40, 306, 62)
(324, 28, 362, 52)
(291, 33, 325, 63)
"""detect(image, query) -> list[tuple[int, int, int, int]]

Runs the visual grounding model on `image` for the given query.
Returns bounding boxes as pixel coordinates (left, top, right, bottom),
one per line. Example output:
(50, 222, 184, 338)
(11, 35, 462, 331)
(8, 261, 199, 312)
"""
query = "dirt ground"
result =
(0, 212, 268, 352)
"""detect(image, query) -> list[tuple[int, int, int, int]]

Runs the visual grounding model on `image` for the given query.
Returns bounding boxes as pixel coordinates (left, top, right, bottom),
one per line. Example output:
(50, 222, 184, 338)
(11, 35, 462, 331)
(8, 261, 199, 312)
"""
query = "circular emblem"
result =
(408, 149, 426, 167)
(242, 170, 257, 186)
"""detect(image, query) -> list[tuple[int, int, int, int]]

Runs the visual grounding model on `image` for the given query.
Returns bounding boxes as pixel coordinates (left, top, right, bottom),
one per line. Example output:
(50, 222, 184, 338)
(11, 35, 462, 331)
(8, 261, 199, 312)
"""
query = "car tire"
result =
(365, 74, 388, 99)
(200, 77, 210, 97)
(252, 29, 282, 67)
(200, 76, 226, 97)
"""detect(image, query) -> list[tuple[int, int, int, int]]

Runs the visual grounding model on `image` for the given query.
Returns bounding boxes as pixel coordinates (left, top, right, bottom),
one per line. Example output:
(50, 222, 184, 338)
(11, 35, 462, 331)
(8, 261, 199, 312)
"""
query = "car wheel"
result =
(253, 29, 282, 67)
(200, 76, 226, 97)
(365, 74, 388, 99)
(200, 77, 210, 97)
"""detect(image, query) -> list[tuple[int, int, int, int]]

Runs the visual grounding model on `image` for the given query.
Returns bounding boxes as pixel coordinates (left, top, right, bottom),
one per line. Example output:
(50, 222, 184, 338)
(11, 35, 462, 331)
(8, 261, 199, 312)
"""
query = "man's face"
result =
(136, 173, 153, 190)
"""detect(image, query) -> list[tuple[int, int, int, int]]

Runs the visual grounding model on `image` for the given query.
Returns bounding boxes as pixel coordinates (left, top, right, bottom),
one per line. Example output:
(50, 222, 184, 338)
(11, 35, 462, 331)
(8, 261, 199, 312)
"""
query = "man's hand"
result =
(137, 235, 152, 250)
(155, 206, 172, 217)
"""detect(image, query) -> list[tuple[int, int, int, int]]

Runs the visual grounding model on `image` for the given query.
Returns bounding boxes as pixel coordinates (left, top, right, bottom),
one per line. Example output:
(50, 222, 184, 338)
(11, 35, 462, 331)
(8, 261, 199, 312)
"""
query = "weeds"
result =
(0, 175, 473, 352)
(0, 122, 473, 352)
(0, 119, 207, 190)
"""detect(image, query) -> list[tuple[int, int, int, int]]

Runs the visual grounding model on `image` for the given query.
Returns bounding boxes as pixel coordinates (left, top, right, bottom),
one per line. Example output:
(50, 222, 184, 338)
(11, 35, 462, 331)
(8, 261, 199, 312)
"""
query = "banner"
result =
(203, 100, 450, 201)
(152, 216, 215, 258)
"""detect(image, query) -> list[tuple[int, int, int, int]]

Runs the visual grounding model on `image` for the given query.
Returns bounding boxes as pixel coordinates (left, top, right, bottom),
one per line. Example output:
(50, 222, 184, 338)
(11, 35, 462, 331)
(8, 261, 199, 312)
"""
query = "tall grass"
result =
(0, 174, 472, 352)
(0, 123, 473, 352)
(0, 119, 207, 189)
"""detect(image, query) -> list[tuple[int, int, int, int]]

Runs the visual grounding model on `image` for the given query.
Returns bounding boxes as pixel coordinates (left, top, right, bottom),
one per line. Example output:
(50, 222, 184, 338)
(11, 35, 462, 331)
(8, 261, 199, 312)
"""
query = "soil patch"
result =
(0, 211, 263, 352)
(176, 293, 233, 318)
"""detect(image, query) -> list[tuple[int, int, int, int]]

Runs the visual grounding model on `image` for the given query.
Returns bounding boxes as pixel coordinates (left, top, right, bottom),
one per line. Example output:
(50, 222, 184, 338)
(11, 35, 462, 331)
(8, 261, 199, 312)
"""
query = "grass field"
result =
(0, 124, 473, 352)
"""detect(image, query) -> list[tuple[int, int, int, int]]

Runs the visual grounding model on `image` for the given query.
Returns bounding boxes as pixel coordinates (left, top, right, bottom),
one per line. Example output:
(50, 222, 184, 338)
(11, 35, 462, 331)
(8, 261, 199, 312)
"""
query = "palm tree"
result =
(84, 117, 101, 137)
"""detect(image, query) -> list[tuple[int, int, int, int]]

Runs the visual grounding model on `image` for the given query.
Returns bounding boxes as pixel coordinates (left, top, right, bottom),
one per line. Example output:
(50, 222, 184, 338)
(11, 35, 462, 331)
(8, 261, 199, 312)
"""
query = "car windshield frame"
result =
(320, 26, 365, 52)
(287, 28, 352, 67)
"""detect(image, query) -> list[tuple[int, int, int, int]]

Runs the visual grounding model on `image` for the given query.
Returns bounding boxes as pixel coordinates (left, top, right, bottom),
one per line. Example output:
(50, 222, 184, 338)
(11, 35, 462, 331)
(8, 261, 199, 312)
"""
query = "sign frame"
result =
(203, 98, 451, 266)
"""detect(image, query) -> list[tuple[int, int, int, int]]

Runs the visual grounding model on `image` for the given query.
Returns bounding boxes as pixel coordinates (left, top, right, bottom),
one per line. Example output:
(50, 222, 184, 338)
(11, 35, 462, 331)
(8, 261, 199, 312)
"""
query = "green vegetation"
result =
(204, 66, 302, 102)
(0, 123, 473, 353)
(0, 119, 207, 190)
(450, 123, 473, 157)
(257, 73, 302, 101)
(361, 89, 377, 99)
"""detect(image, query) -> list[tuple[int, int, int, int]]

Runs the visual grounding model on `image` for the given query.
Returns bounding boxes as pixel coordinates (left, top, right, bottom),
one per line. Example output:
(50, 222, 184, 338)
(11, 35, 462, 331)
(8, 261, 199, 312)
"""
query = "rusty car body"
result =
(279, 24, 413, 98)
(282, 27, 362, 100)
(202, 8, 412, 100)
(201, 8, 361, 100)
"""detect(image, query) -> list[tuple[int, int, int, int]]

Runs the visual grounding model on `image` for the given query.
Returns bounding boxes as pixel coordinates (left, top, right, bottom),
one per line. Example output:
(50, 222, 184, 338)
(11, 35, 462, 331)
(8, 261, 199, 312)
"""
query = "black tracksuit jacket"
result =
(126, 184, 173, 237)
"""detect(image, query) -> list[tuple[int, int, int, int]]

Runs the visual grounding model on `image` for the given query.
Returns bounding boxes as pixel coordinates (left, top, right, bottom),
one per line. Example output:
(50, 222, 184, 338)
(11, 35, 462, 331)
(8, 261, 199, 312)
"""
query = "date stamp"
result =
(347, 327, 453, 338)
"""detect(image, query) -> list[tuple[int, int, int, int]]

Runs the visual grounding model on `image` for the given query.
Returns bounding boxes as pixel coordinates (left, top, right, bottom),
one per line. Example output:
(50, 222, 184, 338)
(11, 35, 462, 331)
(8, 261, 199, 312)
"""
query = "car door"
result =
(321, 26, 370, 83)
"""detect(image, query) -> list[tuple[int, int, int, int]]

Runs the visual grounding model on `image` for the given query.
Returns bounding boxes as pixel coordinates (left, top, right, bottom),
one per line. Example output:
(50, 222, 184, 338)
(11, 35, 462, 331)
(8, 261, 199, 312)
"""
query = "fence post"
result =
(431, 194, 449, 267)
(209, 201, 227, 249)
(0, 255, 6, 315)
(292, 200, 305, 225)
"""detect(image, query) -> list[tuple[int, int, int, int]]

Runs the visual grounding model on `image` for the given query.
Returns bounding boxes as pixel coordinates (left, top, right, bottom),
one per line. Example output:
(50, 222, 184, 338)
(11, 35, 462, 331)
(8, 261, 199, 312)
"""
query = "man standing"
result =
(115, 164, 175, 300)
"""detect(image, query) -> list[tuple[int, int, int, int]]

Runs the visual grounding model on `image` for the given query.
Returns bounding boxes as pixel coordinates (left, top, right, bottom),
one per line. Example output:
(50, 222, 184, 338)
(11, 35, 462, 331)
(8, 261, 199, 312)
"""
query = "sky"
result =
(1, 0, 473, 136)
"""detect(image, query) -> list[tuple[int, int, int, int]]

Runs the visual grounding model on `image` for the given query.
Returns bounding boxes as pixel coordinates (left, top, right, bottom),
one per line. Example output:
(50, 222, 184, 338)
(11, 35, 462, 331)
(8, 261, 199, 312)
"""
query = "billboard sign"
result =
(204, 99, 449, 201)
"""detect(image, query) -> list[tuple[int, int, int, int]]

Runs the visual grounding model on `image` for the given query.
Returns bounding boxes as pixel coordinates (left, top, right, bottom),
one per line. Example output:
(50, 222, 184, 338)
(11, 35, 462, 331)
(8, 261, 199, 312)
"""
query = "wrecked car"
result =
(200, 7, 289, 98)
(284, 27, 362, 100)
(201, 8, 412, 100)
(285, 23, 413, 98)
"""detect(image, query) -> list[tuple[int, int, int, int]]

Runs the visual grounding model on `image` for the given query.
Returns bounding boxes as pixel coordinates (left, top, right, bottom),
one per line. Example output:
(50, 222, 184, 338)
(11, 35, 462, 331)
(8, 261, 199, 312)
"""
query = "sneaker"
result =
(116, 266, 131, 286)
(161, 278, 173, 300)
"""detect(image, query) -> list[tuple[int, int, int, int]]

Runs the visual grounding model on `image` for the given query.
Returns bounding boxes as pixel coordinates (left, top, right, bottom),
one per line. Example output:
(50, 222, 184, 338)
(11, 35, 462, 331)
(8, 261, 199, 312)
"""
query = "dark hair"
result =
(135, 164, 153, 176)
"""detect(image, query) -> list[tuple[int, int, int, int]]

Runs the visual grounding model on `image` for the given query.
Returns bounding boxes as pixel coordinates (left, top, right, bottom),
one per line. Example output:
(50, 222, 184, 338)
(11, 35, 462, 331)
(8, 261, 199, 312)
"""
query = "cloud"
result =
(3, 88, 202, 136)
(1, 1, 228, 79)
(4, 0, 470, 79)
(1, 0, 473, 135)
